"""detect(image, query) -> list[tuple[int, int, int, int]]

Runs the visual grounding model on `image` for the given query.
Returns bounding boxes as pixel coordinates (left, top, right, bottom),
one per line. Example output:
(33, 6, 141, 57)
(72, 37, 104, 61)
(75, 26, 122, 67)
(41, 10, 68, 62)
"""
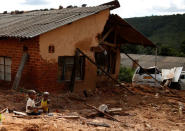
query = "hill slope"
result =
(125, 14, 185, 52)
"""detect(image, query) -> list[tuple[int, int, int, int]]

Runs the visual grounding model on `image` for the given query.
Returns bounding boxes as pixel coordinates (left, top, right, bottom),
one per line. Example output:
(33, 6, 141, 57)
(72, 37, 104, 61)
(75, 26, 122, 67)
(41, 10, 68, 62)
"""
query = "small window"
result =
(58, 56, 85, 81)
(0, 57, 11, 81)
(95, 51, 116, 74)
(48, 45, 55, 53)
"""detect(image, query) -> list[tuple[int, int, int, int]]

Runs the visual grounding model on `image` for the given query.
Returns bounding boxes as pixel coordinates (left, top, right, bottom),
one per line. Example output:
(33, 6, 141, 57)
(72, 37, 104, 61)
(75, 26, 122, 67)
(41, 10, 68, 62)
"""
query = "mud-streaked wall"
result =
(38, 10, 110, 92)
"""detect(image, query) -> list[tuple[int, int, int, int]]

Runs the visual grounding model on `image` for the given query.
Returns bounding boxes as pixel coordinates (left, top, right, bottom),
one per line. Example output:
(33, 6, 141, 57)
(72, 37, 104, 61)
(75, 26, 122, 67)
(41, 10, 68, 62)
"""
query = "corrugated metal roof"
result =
(121, 54, 185, 70)
(0, 5, 113, 38)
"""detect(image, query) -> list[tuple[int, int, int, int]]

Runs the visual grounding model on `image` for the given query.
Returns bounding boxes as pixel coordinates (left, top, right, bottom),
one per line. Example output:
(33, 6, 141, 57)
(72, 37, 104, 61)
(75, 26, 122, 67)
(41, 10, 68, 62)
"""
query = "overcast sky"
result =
(0, 0, 185, 18)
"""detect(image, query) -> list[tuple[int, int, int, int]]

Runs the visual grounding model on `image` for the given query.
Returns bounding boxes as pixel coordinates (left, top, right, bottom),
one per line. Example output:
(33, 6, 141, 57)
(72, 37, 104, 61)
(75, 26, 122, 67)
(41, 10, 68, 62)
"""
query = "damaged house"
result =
(0, 0, 155, 92)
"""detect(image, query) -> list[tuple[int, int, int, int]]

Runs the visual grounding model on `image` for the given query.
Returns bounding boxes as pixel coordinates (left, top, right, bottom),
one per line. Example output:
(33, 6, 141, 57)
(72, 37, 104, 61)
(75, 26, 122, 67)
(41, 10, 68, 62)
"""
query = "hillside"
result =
(123, 14, 185, 56)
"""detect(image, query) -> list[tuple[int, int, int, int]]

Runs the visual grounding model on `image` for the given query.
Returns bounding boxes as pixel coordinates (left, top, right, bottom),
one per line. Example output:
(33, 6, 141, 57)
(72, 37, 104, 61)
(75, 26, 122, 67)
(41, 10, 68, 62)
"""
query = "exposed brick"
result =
(0, 37, 66, 92)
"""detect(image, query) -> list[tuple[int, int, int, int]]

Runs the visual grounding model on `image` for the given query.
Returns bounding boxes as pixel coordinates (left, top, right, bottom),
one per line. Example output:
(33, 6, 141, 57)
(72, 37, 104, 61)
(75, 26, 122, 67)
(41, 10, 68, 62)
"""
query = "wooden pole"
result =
(76, 48, 134, 94)
(12, 52, 28, 90)
(155, 48, 158, 86)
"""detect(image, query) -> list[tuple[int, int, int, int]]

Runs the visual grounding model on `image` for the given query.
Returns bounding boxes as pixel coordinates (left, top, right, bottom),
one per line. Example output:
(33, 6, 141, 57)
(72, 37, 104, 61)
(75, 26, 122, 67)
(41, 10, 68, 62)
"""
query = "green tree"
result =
(180, 40, 185, 53)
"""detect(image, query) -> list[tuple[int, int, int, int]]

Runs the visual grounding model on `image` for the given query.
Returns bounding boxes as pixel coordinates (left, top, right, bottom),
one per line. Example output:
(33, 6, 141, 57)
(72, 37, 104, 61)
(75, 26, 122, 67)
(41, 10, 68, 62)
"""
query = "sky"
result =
(0, 0, 185, 18)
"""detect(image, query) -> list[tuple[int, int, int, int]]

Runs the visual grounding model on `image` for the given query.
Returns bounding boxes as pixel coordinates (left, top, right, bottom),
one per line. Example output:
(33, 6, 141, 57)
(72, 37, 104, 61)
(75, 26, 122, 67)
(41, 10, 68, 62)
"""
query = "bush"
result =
(119, 67, 135, 83)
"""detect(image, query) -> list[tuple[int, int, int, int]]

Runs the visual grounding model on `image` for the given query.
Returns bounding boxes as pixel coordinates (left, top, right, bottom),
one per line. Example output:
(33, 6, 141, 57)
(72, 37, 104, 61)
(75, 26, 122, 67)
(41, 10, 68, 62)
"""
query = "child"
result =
(41, 92, 50, 113)
(26, 90, 41, 115)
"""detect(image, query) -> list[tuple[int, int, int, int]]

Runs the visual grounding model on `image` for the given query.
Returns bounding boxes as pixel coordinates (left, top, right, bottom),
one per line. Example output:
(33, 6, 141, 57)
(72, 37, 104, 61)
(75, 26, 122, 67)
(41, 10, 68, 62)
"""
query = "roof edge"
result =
(101, 0, 120, 10)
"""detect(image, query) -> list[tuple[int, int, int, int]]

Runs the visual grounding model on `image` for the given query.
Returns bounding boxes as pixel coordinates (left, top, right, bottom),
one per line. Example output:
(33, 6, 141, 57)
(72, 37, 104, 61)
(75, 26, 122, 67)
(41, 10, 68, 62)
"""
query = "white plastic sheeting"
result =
(162, 67, 183, 82)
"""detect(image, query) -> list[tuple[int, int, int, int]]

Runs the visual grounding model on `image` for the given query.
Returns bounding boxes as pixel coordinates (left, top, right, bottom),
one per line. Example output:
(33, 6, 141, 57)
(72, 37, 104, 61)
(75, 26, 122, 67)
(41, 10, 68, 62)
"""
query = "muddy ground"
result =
(0, 84, 185, 131)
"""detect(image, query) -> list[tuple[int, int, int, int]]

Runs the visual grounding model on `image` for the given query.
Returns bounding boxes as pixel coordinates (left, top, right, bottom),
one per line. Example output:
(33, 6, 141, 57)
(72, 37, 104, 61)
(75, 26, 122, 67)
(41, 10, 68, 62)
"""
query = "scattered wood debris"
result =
(84, 103, 123, 123)
(86, 121, 110, 127)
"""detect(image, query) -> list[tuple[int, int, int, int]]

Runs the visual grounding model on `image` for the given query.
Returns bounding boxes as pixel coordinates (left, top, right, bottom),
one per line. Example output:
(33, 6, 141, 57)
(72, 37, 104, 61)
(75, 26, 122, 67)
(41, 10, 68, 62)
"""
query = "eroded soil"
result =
(0, 85, 185, 131)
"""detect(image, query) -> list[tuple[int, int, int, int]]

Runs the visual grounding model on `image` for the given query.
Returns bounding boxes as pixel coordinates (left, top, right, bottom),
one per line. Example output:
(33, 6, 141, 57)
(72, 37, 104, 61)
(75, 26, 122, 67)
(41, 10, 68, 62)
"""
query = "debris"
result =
(57, 115, 80, 119)
(84, 103, 123, 123)
(144, 123, 151, 129)
(98, 104, 109, 113)
(155, 93, 159, 98)
(48, 113, 54, 116)
(178, 102, 183, 118)
(86, 121, 110, 127)
(13, 111, 27, 116)
(0, 108, 8, 114)
(108, 108, 122, 113)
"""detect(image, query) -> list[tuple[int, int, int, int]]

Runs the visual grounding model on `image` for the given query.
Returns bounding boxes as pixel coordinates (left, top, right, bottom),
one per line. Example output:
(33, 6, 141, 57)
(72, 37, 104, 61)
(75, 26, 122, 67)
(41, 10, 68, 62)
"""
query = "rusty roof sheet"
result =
(0, 5, 113, 38)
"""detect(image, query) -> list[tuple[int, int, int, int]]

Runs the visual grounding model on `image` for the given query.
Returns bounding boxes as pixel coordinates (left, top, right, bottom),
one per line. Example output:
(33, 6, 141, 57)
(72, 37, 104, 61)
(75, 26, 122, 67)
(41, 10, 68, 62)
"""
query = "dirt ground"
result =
(0, 84, 185, 131)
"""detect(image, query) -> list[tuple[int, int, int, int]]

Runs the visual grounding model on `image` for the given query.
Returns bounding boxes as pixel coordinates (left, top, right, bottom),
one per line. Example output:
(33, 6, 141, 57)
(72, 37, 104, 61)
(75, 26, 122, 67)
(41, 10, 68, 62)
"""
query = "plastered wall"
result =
(38, 10, 110, 92)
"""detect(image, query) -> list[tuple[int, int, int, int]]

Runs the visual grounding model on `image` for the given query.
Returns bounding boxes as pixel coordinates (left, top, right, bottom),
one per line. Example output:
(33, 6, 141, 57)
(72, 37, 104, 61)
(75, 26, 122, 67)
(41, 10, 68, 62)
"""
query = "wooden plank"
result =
(84, 103, 123, 123)
(102, 27, 114, 41)
(101, 41, 116, 48)
(57, 115, 79, 119)
(69, 50, 79, 92)
(13, 111, 27, 116)
(108, 108, 122, 113)
(12, 53, 28, 90)
(86, 122, 110, 127)
(0, 107, 8, 114)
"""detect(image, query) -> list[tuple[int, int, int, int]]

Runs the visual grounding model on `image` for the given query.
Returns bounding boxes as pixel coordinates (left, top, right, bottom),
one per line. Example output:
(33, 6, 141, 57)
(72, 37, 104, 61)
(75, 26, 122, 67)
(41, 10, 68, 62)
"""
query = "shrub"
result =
(119, 67, 135, 83)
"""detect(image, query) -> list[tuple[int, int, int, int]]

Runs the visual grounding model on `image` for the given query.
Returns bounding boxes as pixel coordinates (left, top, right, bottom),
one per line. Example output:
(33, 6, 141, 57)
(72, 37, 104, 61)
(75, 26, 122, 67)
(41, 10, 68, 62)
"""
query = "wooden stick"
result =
(57, 115, 79, 119)
(84, 103, 123, 123)
(0, 107, 8, 114)
(86, 122, 110, 127)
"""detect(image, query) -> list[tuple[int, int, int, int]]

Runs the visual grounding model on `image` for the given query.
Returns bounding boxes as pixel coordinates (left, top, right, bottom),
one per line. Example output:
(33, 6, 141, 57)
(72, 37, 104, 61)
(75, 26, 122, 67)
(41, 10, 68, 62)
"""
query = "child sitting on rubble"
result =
(26, 90, 41, 115)
(41, 92, 50, 113)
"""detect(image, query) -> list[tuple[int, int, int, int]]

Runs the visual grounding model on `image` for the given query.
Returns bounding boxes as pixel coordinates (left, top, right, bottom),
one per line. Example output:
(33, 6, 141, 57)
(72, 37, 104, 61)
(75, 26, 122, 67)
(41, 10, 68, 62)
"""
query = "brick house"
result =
(0, 0, 155, 92)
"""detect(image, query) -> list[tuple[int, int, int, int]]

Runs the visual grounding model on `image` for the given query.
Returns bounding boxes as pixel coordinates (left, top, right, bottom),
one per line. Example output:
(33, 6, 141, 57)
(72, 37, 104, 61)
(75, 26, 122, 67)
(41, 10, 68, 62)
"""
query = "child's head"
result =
(28, 90, 36, 99)
(43, 92, 49, 100)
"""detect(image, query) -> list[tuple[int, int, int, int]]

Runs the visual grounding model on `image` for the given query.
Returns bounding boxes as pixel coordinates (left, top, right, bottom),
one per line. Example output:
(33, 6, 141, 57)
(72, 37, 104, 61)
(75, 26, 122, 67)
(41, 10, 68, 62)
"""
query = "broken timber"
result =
(69, 50, 79, 92)
(86, 122, 110, 127)
(12, 52, 29, 90)
(76, 48, 134, 94)
(84, 103, 123, 123)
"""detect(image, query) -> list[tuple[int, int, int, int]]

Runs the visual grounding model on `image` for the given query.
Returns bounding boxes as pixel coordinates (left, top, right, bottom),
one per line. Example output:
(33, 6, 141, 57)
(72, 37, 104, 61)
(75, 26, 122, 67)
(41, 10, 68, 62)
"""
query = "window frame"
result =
(95, 51, 116, 75)
(58, 56, 85, 82)
(0, 56, 11, 81)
